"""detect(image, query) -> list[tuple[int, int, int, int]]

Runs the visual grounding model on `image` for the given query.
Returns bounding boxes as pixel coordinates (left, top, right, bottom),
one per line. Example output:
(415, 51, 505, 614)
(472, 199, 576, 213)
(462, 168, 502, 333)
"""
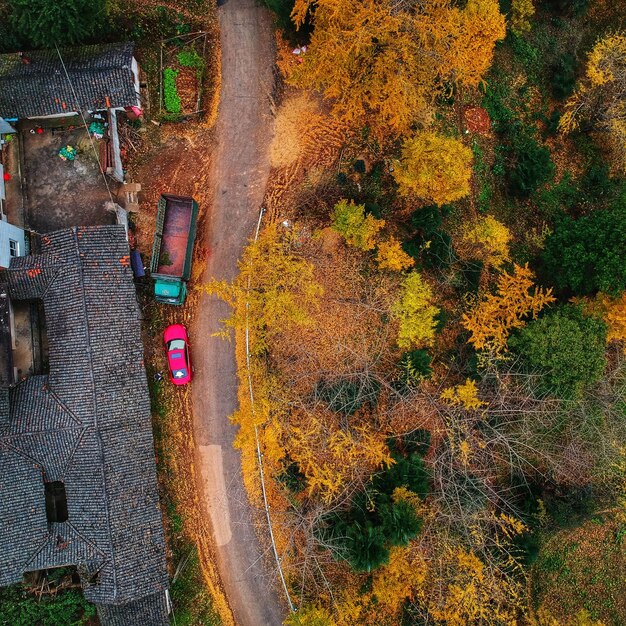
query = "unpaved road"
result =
(190, 1, 284, 625)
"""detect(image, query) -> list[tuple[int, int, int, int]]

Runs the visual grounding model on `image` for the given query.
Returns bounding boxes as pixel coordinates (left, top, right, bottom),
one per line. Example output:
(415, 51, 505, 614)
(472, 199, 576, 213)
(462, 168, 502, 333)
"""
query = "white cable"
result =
(54, 45, 114, 204)
(245, 206, 296, 613)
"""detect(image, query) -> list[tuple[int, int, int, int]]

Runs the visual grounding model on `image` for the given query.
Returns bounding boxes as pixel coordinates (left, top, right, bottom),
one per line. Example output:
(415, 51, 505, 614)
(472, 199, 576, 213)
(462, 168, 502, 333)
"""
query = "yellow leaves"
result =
(205, 223, 323, 356)
(586, 33, 626, 86)
(284, 604, 336, 626)
(582, 291, 626, 348)
(371, 546, 426, 613)
(392, 271, 440, 349)
(532, 608, 608, 626)
(394, 132, 474, 205)
(462, 263, 554, 353)
(560, 33, 626, 173)
(460, 215, 512, 270)
(450, 0, 507, 87)
(375, 237, 415, 272)
(509, 0, 535, 36)
(431, 548, 521, 626)
(288, 417, 393, 502)
(331, 199, 385, 251)
(289, 0, 504, 138)
(441, 379, 485, 410)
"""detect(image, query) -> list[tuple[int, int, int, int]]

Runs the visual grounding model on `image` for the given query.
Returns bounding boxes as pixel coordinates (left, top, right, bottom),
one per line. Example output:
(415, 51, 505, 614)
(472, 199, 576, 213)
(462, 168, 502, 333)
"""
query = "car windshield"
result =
(168, 339, 185, 351)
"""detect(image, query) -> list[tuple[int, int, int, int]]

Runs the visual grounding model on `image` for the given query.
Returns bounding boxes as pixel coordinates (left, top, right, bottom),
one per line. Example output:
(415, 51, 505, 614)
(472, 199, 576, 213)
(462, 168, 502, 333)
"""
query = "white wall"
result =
(0, 219, 26, 269)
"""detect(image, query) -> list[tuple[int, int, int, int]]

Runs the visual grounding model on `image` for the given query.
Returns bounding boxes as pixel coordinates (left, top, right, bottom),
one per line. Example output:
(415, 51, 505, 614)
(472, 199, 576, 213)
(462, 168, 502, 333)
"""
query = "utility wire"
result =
(54, 44, 115, 204)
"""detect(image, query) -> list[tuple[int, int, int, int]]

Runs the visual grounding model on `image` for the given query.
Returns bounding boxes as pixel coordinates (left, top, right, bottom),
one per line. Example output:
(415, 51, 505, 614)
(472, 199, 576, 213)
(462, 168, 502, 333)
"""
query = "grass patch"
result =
(533, 516, 626, 625)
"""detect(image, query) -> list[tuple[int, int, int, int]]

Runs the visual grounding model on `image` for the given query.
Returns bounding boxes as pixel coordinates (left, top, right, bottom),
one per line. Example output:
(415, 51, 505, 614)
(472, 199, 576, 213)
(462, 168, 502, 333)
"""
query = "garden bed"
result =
(161, 40, 207, 120)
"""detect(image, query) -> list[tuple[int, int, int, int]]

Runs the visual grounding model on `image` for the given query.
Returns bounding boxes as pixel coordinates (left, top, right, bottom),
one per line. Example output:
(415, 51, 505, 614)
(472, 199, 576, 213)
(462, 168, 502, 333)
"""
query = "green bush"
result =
(481, 78, 515, 133)
(262, 0, 312, 43)
(540, 0, 588, 16)
(323, 453, 429, 571)
(8, 0, 104, 47)
(316, 377, 380, 416)
(506, 132, 555, 197)
(541, 202, 626, 295)
(510, 34, 541, 75)
(399, 349, 432, 385)
(509, 305, 607, 398)
(163, 67, 182, 115)
(0, 585, 95, 626)
(550, 53, 577, 99)
(535, 173, 578, 221)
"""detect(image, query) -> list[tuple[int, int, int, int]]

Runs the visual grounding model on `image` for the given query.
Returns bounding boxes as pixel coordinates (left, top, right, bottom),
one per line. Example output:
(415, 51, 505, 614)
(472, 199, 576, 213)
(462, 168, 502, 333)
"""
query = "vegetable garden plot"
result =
(160, 32, 208, 119)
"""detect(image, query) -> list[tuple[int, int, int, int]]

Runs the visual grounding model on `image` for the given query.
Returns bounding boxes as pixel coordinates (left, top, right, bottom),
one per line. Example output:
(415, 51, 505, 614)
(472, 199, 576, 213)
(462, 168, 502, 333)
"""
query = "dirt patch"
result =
(21, 125, 117, 232)
(177, 66, 199, 113)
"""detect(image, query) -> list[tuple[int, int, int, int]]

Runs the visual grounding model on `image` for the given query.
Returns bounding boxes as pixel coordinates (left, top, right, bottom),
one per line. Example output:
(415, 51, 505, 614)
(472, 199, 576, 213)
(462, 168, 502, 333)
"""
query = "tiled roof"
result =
(0, 43, 139, 119)
(0, 227, 169, 624)
(96, 591, 170, 626)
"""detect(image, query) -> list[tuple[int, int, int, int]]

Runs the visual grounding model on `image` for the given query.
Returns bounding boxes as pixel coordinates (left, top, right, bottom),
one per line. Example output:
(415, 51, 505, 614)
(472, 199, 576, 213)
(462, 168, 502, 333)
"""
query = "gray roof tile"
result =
(0, 43, 138, 119)
(0, 226, 169, 624)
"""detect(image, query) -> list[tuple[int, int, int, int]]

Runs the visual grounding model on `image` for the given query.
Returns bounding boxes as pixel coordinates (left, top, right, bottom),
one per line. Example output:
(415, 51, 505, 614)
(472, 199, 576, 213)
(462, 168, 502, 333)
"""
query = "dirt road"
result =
(190, 1, 284, 625)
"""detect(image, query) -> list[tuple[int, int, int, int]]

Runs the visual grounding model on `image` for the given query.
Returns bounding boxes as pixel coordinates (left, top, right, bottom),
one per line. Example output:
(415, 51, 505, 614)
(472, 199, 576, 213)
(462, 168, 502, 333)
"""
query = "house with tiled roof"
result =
(0, 42, 140, 120)
(0, 226, 169, 626)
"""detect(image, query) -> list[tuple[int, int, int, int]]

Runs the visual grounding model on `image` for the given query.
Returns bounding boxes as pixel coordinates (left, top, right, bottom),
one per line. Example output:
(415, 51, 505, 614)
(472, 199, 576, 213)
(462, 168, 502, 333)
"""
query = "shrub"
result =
(509, 305, 607, 397)
(163, 68, 182, 115)
(0, 585, 95, 626)
(506, 132, 555, 197)
(316, 377, 380, 416)
(541, 204, 626, 295)
(550, 53, 577, 99)
(399, 349, 432, 385)
(262, 0, 312, 43)
(331, 199, 385, 250)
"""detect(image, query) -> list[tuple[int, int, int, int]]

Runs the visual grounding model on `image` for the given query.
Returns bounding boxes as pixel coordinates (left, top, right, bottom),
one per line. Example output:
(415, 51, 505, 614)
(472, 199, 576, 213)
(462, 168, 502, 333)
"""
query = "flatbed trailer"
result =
(150, 194, 198, 305)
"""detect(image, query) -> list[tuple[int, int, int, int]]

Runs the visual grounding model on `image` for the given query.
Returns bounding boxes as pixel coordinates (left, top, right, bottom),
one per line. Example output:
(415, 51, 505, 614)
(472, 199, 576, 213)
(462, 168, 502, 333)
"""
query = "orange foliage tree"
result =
(462, 264, 555, 353)
(289, 0, 505, 137)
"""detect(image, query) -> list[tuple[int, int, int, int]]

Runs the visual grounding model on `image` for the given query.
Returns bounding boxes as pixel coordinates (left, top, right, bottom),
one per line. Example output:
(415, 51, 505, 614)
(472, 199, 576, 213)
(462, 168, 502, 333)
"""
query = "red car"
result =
(163, 323, 192, 385)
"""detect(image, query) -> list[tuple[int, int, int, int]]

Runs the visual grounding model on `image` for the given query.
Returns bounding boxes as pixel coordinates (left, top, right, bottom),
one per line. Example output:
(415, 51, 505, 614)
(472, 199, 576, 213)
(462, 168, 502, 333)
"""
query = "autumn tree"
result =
(560, 33, 626, 172)
(289, 0, 505, 137)
(331, 199, 385, 251)
(206, 223, 323, 355)
(394, 132, 474, 205)
(582, 291, 626, 348)
(459, 215, 512, 270)
(509, 0, 536, 36)
(462, 264, 555, 353)
(376, 237, 415, 271)
(392, 271, 440, 349)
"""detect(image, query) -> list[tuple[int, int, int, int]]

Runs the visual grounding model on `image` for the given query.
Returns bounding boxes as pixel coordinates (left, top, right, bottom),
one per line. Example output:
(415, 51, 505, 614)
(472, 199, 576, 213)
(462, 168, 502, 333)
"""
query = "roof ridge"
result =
(71, 228, 118, 598)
